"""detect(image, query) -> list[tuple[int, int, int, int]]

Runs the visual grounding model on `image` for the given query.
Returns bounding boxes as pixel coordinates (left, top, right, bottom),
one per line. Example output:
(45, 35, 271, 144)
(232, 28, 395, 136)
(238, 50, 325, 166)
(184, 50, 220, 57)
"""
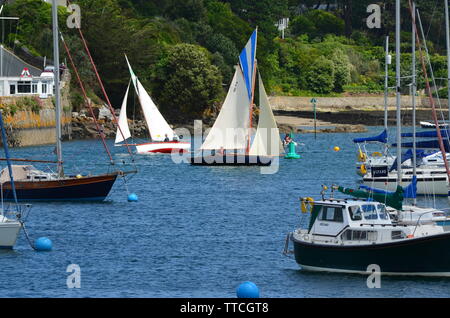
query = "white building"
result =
(42, 0, 67, 6)
(0, 45, 55, 99)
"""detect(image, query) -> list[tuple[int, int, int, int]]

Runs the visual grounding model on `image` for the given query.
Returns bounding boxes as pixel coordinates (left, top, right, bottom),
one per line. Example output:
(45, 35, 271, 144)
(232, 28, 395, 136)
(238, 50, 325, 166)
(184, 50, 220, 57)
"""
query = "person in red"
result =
(283, 134, 293, 147)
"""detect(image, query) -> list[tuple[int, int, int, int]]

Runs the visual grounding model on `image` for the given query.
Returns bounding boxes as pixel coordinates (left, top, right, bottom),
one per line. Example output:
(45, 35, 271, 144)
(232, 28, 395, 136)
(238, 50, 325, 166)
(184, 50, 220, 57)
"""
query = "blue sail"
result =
(353, 129, 388, 143)
(359, 176, 417, 199)
(239, 29, 257, 101)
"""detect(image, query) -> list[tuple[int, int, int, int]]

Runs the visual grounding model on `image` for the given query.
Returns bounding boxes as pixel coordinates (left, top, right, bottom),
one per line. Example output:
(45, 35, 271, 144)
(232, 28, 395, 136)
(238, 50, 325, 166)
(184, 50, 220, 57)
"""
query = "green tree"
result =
(306, 55, 335, 94)
(331, 48, 351, 92)
(290, 10, 344, 39)
(152, 44, 223, 122)
(164, 0, 207, 22)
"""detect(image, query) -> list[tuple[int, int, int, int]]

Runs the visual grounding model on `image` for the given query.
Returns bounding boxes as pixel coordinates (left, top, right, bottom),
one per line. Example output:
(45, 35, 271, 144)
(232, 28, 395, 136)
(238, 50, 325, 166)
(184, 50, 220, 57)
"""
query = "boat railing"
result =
(282, 233, 294, 256)
(1, 203, 32, 222)
(412, 211, 442, 236)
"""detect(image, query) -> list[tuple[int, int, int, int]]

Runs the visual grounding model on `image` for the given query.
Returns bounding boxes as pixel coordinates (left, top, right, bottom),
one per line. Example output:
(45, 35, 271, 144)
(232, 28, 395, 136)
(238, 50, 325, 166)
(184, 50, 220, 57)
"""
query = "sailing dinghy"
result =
(190, 29, 283, 166)
(115, 57, 190, 154)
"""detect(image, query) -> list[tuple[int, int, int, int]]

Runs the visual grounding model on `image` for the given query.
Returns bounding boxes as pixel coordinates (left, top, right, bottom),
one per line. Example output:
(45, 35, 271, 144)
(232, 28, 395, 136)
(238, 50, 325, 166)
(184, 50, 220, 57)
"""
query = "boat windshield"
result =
(361, 204, 378, 220)
(377, 204, 390, 220)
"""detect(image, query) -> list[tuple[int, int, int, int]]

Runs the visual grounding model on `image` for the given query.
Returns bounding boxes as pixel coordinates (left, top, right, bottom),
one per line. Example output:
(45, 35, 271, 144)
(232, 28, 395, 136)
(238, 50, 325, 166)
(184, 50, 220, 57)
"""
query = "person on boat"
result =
(164, 134, 170, 142)
(218, 147, 225, 155)
(283, 134, 293, 147)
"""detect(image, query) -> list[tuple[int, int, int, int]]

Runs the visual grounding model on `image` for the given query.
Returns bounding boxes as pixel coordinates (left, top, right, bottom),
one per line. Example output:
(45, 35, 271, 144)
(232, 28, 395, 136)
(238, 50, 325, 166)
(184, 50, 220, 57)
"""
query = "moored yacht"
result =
(287, 198, 450, 276)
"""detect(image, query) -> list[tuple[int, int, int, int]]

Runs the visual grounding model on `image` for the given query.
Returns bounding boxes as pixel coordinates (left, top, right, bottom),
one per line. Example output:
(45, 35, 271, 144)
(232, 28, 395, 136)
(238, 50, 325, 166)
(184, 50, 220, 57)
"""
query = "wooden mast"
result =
(246, 27, 258, 155)
(246, 59, 257, 154)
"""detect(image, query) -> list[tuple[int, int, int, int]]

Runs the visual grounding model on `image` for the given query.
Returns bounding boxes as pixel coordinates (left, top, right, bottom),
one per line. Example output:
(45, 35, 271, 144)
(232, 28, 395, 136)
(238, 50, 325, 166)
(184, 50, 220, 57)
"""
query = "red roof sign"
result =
(20, 68, 32, 78)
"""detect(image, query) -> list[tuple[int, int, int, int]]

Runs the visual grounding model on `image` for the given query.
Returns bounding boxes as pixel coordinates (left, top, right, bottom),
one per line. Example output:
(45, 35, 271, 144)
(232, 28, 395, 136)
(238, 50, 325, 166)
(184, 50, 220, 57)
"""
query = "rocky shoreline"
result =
(69, 106, 383, 140)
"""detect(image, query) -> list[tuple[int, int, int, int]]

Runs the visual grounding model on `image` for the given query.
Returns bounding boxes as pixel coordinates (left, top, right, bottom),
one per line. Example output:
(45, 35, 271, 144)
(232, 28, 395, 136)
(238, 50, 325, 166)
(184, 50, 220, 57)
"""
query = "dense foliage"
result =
(4, 0, 450, 121)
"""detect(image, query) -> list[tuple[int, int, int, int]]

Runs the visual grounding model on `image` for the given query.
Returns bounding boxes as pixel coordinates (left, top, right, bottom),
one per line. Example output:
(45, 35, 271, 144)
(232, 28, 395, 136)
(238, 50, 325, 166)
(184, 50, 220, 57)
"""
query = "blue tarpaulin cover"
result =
(389, 149, 427, 172)
(401, 130, 450, 138)
(359, 176, 417, 199)
(353, 130, 388, 144)
(392, 139, 450, 152)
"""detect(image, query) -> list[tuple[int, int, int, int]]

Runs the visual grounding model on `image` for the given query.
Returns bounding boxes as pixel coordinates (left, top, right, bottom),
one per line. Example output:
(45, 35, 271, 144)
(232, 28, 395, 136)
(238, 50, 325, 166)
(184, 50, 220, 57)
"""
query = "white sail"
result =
(200, 68, 250, 150)
(125, 55, 175, 142)
(249, 73, 283, 156)
(115, 82, 132, 144)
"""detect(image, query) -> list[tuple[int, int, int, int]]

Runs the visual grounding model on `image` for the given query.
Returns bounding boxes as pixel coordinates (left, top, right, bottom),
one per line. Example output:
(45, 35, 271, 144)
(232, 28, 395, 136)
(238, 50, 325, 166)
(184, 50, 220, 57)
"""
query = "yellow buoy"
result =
(333, 146, 340, 152)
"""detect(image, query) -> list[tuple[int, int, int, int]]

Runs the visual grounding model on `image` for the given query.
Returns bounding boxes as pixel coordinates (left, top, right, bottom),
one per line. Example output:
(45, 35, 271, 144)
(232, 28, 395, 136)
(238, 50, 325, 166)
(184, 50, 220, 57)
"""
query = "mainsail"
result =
(125, 56, 175, 142)
(115, 82, 132, 144)
(249, 73, 283, 156)
(200, 67, 250, 150)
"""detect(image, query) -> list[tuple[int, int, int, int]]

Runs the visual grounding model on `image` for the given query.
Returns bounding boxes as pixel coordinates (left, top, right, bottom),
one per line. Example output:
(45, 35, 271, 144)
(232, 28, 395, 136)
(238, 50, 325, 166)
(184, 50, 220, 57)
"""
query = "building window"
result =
(32, 83, 38, 94)
(17, 81, 32, 93)
(42, 83, 47, 94)
(9, 84, 15, 95)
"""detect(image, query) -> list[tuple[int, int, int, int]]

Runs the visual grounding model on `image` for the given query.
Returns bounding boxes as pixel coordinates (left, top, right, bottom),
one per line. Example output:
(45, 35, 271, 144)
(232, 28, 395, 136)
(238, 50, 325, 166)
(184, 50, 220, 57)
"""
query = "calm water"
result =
(1, 126, 450, 298)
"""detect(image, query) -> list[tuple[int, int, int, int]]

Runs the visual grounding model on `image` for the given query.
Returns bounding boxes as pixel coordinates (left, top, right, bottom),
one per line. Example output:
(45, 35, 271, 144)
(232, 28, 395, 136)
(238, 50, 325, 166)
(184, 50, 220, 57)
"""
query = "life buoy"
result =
(372, 151, 382, 157)
(359, 164, 367, 175)
(301, 197, 314, 213)
(357, 149, 367, 162)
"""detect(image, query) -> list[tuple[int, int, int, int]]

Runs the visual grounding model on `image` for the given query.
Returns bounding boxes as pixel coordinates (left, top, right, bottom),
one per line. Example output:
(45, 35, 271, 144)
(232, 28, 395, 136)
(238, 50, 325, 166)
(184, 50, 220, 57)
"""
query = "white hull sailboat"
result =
(190, 29, 283, 166)
(115, 56, 190, 154)
(0, 215, 21, 249)
(362, 167, 448, 196)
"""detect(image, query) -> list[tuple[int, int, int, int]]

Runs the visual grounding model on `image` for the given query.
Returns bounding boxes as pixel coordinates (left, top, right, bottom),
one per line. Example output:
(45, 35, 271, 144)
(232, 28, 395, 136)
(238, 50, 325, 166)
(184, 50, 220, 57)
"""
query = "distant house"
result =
(5, 0, 68, 6)
(42, 0, 67, 6)
(0, 45, 55, 98)
(292, 2, 338, 15)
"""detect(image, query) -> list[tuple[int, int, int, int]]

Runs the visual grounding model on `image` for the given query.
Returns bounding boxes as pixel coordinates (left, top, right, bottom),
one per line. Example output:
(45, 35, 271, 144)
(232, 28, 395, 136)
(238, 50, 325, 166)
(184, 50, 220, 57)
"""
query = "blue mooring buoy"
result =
(127, 193, 138, 202)
(34, 237, 52, 251)
(236, 281, 260, 298)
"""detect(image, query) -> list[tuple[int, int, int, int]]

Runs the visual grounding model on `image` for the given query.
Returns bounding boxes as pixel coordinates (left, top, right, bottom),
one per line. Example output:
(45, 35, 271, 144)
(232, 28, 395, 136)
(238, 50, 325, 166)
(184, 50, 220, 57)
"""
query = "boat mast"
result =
(246, 27, 258, 155)
(411, 1, 417, 206)
(395, 0, 402, 190)
(52, 0, 63, 177)
(384, 36, 389, 131)
(409, 0, 450, 184)
(246, 59, 257, 154)
(445, 0, 450, 123)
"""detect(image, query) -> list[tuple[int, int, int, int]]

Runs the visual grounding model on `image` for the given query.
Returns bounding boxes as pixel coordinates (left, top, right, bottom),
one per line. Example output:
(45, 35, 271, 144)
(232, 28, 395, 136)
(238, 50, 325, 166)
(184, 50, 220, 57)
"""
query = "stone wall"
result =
(268, 95, 449, 111)
(2, 109, 72, 147)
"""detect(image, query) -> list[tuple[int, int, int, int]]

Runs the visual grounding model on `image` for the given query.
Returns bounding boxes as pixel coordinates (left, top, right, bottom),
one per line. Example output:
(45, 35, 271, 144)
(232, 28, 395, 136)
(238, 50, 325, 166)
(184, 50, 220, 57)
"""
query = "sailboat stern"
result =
(135, 141, 191, 154)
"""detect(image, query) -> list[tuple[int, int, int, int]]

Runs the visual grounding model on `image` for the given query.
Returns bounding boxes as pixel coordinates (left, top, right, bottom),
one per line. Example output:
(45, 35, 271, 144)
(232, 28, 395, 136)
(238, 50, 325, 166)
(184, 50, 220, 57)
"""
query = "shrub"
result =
(306, 56, 335, 94)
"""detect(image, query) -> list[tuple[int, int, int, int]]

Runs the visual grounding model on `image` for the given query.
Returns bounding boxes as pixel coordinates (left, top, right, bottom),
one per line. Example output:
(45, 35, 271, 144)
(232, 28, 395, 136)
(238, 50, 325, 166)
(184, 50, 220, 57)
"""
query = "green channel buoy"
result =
(284, 132, 301, 159)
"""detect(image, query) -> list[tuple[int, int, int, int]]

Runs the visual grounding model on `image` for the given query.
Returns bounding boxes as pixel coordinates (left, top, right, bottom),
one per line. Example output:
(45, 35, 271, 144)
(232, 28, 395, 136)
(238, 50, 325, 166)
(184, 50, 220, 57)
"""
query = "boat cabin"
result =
(299, 199, 444, 246)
